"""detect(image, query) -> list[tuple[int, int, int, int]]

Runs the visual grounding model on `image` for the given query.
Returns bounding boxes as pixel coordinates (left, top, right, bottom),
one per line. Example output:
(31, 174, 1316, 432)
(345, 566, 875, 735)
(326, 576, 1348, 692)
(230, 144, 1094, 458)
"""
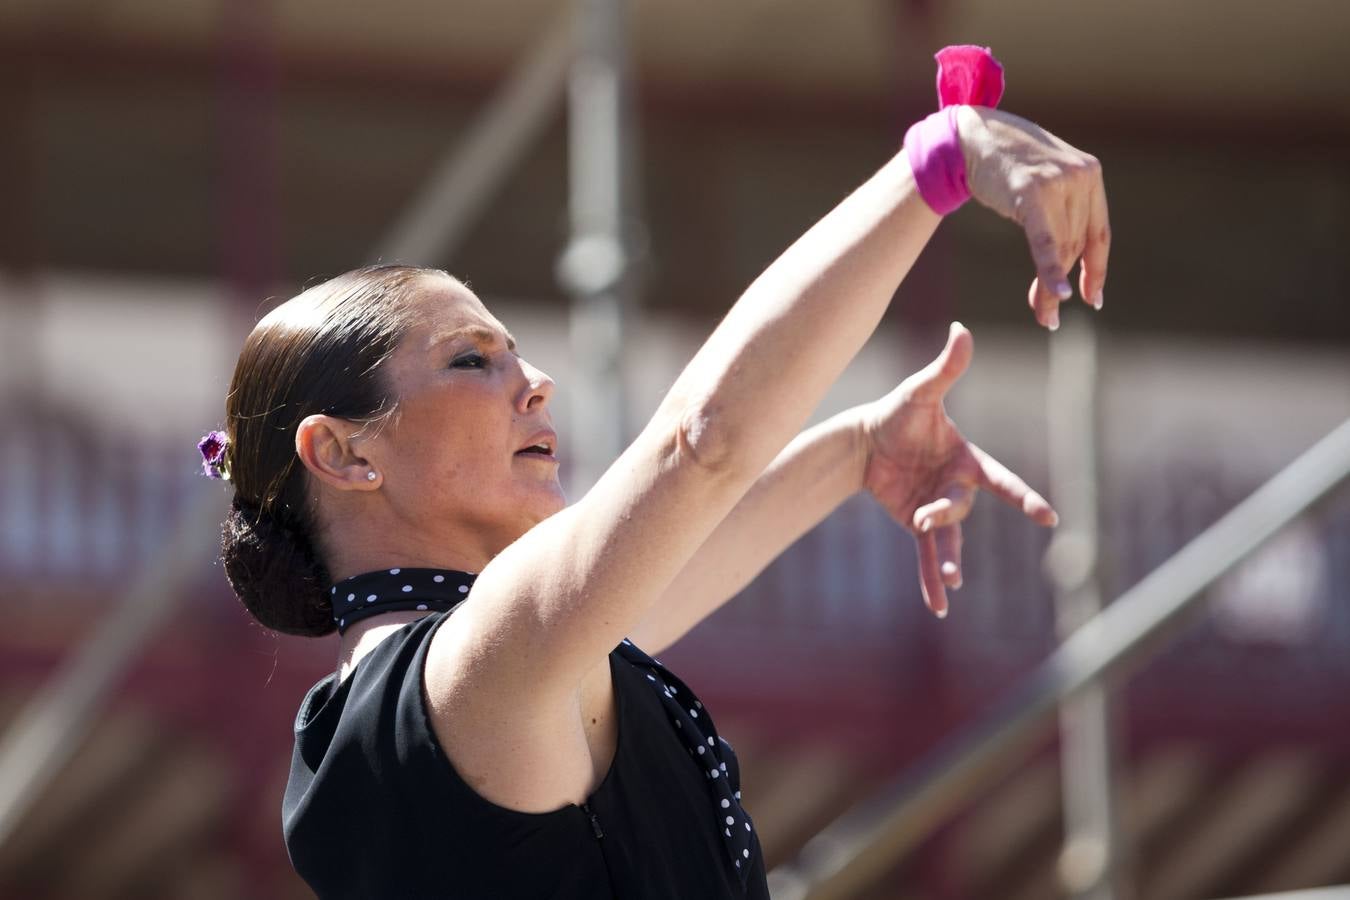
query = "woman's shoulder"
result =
(294, 612, 448, 748)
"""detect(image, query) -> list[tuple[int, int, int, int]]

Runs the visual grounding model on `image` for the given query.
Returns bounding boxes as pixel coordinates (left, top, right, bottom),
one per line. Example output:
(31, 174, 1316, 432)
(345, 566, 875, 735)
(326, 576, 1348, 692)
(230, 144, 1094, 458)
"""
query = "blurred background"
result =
(1, 1, 1348, 898)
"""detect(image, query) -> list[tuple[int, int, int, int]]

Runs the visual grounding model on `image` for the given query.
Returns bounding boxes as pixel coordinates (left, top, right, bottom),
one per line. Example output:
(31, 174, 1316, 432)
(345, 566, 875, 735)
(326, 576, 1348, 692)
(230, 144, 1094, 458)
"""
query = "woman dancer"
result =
(205, 98, 1107, 897)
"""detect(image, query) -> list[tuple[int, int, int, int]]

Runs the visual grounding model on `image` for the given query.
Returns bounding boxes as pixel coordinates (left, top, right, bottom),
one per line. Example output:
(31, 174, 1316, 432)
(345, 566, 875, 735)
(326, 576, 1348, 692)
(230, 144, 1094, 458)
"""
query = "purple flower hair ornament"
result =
(197, 429, 231, 480)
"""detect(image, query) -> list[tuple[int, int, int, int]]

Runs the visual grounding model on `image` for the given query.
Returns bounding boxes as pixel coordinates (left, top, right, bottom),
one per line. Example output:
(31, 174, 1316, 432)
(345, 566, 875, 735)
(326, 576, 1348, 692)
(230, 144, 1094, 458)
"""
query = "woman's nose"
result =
(518, 360, 555, 412)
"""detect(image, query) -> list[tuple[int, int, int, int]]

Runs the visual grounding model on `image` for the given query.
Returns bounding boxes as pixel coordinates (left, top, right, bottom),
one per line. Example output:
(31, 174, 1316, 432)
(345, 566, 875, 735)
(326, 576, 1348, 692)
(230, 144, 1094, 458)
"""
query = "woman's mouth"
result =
(515, 433, 558, 462)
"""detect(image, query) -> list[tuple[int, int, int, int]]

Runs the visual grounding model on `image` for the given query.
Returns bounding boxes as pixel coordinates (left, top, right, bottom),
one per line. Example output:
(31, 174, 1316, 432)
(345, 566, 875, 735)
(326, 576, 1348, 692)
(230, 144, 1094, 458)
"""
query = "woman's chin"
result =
(541, 487, 568, 517)
(523, 484, 568, 523)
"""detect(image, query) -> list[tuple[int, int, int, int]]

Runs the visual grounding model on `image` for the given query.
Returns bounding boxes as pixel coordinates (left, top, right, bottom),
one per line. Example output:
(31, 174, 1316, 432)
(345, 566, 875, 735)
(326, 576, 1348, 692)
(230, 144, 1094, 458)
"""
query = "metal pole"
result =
(771, 417, 1350, 900)
(558, 0, 640, 493)
(1045, 314, 1126, 900)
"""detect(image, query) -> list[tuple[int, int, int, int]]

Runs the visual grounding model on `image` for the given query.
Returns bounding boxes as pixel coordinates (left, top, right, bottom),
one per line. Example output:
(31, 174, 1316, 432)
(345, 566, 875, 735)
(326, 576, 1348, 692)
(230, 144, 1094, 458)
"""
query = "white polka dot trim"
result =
(725, 816, 734, 825)
(433, 575, 445, 583)
(707, 737, 715, 746)
(743, 849, 749, 858)
(745, 822, 751, 831)
(416, 604, 428, 611)
(697, 746, 705, 755)
(346, 593, 355, 603)
(458, 584, 469, 593)
(366, 594, 377, 603)
(721, 799, 730, 808)
(402, 585, 413, 592)
(389, 568, 400, 574)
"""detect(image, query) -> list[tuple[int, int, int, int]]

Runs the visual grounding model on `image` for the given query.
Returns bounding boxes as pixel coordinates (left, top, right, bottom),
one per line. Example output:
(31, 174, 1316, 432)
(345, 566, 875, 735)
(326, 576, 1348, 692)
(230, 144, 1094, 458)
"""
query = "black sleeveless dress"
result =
(282, 604, 770, 898)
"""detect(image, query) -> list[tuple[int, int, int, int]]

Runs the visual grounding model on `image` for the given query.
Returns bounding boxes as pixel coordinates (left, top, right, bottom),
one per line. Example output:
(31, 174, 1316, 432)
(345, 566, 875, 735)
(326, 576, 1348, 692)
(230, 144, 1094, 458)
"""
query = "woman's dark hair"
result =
(218, 264, 451, 636)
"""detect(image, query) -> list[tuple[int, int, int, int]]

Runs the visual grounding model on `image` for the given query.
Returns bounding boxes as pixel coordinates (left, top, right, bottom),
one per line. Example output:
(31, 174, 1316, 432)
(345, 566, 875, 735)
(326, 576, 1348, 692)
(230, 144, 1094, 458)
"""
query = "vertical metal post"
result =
(557, 0, 640, 493)
(1044, 313, 1126, 899)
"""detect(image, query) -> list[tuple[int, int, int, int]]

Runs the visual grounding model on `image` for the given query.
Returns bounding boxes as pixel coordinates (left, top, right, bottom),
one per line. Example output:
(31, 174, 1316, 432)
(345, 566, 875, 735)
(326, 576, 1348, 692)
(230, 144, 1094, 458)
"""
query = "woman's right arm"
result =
(431, 112, 1107, 721)
(447, 152, 939, 683)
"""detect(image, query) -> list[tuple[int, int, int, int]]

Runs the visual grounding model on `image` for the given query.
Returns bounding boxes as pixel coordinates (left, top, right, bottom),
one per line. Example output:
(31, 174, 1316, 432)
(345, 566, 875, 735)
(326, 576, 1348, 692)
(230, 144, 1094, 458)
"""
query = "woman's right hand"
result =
(955, 106, 1111, 330)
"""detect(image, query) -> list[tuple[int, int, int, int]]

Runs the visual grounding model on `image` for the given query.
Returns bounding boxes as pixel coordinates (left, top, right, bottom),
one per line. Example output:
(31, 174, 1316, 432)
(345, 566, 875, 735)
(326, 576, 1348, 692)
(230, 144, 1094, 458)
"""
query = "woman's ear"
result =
(295, 414, 380, 492)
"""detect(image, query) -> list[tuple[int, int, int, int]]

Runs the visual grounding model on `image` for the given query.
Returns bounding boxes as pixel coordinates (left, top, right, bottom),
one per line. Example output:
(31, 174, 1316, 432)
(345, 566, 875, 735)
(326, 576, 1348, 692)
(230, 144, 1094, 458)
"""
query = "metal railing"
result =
(1217, 890, 1350, 900)
(769, 416, 1350, 900)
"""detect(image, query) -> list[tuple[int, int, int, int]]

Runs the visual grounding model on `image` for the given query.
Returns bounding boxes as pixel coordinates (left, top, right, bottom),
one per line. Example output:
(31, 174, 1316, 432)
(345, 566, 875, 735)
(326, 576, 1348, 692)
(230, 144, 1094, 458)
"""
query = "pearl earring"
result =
(367, 471, 378, 482)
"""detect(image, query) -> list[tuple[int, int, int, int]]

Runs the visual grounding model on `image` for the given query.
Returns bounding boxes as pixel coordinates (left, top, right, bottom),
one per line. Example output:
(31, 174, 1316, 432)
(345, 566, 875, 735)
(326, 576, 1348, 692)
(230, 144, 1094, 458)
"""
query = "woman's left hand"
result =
(861, 322, 1058, 618)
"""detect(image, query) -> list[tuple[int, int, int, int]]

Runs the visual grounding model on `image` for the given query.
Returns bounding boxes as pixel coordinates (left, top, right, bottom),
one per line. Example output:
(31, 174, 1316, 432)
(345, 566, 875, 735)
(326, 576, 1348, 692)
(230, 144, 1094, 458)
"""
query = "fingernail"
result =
(920, 518, 933, 533)
(1047, 310, 1060, 331)
(1048, 510, 1060, 527)
(936, 606, 948, 619)
(1092, 290, 1104, 310)
(1055, 282, 1072, 300)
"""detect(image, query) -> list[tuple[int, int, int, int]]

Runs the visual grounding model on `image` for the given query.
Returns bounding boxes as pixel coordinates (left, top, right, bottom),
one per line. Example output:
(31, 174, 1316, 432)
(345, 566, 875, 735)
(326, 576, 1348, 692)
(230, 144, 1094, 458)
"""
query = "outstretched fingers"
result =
(912, 483, 975, 533)
(909, 321, 974, 402)
(936, 524, 963, 589)
(971, 444, 1058, 527)
(915, 531, 949, 618)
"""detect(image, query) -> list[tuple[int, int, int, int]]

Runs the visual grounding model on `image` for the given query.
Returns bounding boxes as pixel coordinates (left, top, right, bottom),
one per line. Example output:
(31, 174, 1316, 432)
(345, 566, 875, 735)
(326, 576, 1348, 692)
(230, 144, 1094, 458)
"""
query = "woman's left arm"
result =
(628, 322, 1057, 656)
(626, 405, 869, 656)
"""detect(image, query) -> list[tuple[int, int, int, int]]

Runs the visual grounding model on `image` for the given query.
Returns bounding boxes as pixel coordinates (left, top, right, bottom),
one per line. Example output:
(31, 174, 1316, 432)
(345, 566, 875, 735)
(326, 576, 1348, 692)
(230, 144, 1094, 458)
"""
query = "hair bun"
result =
(222, 496, 336, 637)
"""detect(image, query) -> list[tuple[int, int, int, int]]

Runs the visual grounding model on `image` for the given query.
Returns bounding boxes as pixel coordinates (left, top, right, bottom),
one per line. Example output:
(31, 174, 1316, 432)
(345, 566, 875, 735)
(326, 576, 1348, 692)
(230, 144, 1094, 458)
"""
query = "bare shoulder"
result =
(422, 609, 617, 813)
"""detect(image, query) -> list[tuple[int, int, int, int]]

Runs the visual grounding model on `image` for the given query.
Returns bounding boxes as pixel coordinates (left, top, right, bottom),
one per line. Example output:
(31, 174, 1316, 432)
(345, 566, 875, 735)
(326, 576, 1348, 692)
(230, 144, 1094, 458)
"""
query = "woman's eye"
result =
(451, 353, 487, 369)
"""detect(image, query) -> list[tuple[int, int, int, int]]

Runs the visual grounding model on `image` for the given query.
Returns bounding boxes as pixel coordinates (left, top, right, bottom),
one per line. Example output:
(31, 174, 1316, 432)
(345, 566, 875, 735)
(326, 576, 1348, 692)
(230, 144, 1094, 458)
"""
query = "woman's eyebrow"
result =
(430, 326, 517, 351)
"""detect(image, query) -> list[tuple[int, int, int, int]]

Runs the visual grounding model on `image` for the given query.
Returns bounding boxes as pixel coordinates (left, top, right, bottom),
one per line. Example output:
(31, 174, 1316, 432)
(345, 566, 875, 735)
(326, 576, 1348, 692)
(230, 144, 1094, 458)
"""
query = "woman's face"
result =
(366, 277, 565, 556)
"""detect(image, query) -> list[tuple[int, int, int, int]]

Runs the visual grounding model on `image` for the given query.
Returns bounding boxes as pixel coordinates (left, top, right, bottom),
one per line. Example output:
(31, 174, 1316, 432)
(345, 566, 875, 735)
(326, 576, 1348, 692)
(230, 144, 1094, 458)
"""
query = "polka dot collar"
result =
(329, 567, 476, 635)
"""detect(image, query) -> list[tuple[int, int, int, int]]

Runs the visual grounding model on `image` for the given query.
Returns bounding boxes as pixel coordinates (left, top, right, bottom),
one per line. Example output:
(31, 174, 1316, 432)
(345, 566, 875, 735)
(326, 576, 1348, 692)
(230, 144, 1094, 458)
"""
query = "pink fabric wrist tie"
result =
(904, 45, 1006, 216)
(904, 106, 972, 216)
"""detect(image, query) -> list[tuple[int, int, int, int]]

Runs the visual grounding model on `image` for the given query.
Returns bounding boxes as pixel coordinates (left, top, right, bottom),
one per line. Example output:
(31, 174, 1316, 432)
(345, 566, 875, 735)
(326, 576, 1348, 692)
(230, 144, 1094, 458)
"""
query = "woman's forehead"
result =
(406, 280, 512, 348)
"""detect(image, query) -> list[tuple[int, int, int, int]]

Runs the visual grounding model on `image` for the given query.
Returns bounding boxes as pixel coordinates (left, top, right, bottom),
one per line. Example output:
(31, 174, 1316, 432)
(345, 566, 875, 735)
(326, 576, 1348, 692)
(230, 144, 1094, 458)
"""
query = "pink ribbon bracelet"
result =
(904, 45, 1006, 215)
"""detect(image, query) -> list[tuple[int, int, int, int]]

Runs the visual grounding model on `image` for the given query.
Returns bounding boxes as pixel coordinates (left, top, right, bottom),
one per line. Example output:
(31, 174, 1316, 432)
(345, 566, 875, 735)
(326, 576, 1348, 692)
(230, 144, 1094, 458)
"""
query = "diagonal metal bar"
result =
(373, 12, 573, 265)
(0, 491, 226, 849)
(768, 417, 1350, 900)
(1213, 889, 1350, 900)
